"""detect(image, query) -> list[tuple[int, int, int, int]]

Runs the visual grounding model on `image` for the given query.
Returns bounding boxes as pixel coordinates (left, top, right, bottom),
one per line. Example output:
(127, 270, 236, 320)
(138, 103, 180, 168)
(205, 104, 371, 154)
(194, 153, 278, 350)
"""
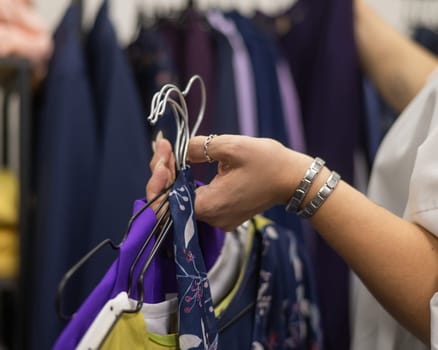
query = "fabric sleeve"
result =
(406, 86, 438, 237)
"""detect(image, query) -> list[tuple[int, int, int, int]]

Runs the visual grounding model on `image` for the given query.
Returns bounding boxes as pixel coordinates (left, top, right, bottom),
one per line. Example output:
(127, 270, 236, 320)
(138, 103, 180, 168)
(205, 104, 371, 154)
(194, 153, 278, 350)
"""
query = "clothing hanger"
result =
(121, 74, 206, 313)
(55, 184, 172, 321)
(147, 74, 206, 169)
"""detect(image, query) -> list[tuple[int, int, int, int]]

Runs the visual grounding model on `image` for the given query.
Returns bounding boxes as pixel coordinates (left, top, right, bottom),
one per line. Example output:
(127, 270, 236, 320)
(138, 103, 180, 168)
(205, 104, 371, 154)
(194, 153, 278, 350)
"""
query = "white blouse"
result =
(351, 71, 438, 350)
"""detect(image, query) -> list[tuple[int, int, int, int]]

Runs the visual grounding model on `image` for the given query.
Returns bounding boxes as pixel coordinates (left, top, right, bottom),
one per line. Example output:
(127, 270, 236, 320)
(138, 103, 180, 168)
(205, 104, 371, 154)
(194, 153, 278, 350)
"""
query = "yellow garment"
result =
(0, 169, 19, 279)
(100, 216, 273, 349)
(0, 228, 19, 278)
(100, 312, 178, 350)
(0, 169, 18, 226)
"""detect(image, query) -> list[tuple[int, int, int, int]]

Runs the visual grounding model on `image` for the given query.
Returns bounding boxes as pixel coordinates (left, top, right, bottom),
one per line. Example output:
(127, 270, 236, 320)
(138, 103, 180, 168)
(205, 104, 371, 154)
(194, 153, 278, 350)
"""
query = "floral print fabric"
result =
(252, 218, 322, 350)
(169, 168, 218, 350)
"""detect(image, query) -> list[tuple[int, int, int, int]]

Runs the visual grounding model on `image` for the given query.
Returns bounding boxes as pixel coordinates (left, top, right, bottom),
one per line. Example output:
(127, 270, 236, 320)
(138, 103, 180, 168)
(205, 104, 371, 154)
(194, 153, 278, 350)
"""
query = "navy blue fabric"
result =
(227, 12, 288, 145)
(227, 12, 303, 239)
(216, 218, 322, 349)
(413, 26, 438, 54)
(210, 27, 239, 135)
(278, 1, 363, 348)
(30, 5, 98, 349)
(251, 221, 322, 349)
(126, 26, 178, 144)
(170, 168, 218, 349)
(362, 78, 385, 165)
(82, 2, 151, 295)
(217, 225, 261, 350)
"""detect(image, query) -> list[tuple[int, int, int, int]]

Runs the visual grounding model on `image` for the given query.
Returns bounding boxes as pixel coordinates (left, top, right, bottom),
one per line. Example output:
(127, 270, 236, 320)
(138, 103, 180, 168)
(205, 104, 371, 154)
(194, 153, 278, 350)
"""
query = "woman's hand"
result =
(188, 134, 312, 231)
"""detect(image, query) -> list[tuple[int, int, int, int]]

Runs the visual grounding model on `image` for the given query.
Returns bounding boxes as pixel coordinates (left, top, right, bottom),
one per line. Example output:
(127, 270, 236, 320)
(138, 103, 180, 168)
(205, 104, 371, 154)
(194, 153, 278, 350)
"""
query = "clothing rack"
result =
(0, 57, 33, 350)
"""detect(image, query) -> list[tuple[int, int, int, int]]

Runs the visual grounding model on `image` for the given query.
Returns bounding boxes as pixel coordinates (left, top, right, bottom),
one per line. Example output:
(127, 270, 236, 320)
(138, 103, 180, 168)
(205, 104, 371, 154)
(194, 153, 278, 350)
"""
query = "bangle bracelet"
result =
(285, 157, 325, 213)
(297, 171, 341, 218)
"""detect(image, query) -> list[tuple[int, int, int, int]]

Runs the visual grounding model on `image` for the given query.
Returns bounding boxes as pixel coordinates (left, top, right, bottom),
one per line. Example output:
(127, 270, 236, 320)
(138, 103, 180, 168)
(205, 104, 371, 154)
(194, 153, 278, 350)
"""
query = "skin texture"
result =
(146, 1, 438, 345)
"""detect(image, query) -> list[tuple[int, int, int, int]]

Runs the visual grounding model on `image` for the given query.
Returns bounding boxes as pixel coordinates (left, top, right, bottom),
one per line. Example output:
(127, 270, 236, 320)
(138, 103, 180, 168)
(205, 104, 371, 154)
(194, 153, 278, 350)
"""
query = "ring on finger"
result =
(204, 134, 217, 163)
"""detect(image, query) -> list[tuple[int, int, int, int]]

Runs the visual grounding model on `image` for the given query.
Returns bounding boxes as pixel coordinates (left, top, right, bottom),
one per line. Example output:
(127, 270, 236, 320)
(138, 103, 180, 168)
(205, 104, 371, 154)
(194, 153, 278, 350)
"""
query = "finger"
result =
(187, 134, 236, 164)
(194, 184, 240, 231)
(146, 159, 170, 202)
(149, 137, 173, 172)
(168, 148, 176, 182)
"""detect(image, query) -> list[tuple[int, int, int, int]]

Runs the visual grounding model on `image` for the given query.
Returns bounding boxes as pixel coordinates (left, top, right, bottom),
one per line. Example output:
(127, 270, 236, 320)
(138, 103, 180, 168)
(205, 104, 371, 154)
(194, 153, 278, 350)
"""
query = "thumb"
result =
(188, 134, 238, 164)
(146, 159, 170, 202)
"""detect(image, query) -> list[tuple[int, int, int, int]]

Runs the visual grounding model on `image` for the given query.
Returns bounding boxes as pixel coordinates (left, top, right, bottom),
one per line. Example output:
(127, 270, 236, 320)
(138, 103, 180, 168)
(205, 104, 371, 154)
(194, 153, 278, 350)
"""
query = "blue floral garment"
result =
(169, 168, 219, 350)
(252, 218, 322, 350)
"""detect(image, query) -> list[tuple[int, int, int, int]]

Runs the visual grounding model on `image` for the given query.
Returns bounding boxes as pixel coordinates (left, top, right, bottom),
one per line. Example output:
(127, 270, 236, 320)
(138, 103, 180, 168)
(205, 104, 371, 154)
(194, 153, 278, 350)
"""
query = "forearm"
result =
(287, 159, 438, 344)
(187, 135, 438, 343)
(354, 0, 438, 112)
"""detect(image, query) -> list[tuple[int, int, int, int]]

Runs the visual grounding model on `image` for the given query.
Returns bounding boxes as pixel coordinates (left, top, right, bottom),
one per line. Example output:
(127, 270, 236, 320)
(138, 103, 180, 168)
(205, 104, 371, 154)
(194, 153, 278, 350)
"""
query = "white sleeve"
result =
(431, 293, 438, 350)
(406, 87, 438, 238)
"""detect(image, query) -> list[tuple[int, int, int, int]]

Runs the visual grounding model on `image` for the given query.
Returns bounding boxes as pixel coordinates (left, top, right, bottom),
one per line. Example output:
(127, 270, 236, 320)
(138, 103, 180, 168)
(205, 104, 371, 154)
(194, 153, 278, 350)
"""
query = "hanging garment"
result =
(275, 59, 305, 153)
(73, 209, 321, 349)
(250, 216, 321, 349)
(277, 1, 363, 348)
(78, 292, 179, 350)
(54, 196, 226, 349)
(227, 11, 303, 238)
(76, 231, 243, 349)
(0, 169, 18, 226)
(206, 11, 258, 137)
(209, 24, 239, 136)
(0, 169, 18, 278)
(350, 64, 438, 350)
(125, 25, 177, 136)
(30, 4, 98, 350)
(169, 168, 219, 349)
(53, 202, 158, 350)
(158, 9, 216, 137)
(81, 1, 151, 297)
(158, 11, 217, 184)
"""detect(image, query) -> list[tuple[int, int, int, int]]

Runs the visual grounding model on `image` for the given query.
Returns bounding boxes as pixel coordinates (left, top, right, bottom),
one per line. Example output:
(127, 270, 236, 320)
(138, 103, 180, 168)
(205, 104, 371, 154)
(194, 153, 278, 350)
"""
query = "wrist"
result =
(283, 154, 341, 218)
(278, 151, 314, 205)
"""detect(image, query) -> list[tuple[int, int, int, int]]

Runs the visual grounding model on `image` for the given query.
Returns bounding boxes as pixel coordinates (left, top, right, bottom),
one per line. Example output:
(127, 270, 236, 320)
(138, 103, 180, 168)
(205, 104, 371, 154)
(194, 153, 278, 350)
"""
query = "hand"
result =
(146, 133, 176, 212)
(188, 134, 312, 231)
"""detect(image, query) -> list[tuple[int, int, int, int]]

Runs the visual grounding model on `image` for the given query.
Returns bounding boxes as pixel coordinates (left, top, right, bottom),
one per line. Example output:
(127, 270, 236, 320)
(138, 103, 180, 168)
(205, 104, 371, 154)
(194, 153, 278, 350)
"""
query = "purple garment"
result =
(276, 59, 306, 153)
(53, 202, 157, 350)
(54, 198, 225, 349)
(207, 11, 258, 137)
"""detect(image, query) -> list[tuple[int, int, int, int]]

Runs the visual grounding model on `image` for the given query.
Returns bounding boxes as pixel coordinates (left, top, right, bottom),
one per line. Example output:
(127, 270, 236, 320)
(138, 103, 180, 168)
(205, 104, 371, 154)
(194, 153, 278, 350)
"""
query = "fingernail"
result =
(152, 130, 164, 152)
(156, 130, 163, 143)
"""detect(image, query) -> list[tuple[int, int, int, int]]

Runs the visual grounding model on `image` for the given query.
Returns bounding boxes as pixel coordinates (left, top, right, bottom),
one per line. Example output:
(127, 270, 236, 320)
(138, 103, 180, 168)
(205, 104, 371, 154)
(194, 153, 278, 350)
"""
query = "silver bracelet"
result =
(297, 171, 341, 218)
(285, 157, 325, 213)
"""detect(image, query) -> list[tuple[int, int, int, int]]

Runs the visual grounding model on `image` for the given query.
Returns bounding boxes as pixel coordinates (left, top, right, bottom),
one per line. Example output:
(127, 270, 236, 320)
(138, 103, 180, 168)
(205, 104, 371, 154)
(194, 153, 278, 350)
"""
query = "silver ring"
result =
(204, 134, 217, 163)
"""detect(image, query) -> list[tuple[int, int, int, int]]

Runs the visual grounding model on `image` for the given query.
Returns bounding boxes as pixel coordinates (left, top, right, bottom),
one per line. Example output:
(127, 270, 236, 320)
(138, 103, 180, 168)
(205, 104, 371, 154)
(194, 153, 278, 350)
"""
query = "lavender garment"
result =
(207, 11, 258, 137)
(276, 59, 306, 153)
